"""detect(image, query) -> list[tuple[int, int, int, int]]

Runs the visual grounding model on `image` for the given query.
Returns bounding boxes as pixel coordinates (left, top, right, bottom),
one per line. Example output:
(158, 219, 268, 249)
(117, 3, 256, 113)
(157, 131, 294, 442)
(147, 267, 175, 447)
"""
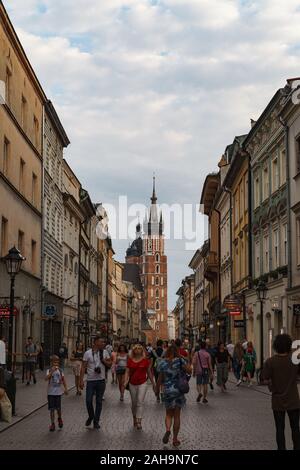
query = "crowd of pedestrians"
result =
(0, 332, 299, 449)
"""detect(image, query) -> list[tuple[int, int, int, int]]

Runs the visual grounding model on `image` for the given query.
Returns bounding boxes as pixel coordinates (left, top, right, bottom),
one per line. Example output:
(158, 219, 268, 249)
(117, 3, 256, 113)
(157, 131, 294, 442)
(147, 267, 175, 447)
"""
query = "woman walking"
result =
(233, 342, 244, 384)
(125, 344, 155, 430)
(242, 341, 257, 387)
(111, 345, 118, 385)
(70, 342, 84, 395)
(156, 345, 192, 447)
(215, 342, 230, 392)
(116, 344, 128, 401)
(192, 341, 213, 404)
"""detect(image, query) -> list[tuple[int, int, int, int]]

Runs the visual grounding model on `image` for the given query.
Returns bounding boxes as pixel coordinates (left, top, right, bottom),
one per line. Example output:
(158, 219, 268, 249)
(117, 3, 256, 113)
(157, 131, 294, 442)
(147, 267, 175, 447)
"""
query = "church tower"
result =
(141, 177, 168, 341)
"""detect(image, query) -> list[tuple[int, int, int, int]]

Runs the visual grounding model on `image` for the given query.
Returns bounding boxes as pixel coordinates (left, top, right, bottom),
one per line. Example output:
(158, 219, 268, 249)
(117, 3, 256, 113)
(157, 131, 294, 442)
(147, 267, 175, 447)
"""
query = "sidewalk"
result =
(0, 367, 75, 433)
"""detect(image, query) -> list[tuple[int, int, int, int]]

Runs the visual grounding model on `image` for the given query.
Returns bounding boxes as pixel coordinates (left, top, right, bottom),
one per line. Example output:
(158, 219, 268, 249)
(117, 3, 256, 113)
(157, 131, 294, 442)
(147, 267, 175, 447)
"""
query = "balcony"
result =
(204, 251, 219, 281)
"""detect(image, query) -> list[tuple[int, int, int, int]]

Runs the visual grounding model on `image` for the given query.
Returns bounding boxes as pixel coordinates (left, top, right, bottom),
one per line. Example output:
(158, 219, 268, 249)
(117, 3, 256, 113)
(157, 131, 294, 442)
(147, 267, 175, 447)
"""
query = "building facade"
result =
(0, 2, 45, 359)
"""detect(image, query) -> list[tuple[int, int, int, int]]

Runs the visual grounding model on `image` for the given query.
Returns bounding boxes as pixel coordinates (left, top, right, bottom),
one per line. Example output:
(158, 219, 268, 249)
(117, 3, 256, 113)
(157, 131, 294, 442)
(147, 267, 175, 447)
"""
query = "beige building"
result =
(62, 160, 83, 353)
(0, 2, 45, 358)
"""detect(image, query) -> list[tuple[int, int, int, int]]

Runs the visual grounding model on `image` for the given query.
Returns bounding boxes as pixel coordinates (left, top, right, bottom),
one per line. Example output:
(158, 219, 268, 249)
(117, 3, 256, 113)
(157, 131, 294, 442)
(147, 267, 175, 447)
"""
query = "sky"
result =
(3, 0, 300, 308)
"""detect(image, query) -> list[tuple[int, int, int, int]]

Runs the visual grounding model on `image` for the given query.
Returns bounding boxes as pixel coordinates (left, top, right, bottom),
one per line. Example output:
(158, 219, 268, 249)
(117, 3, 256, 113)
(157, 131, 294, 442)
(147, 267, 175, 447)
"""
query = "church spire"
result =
(151, 173, 157, 205)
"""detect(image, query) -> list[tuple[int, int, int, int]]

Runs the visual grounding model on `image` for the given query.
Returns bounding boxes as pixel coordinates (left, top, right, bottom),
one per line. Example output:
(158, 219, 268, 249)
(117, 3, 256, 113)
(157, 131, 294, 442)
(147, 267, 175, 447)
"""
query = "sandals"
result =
(162, 431, 171, 444)
(136, 419, 142, 430)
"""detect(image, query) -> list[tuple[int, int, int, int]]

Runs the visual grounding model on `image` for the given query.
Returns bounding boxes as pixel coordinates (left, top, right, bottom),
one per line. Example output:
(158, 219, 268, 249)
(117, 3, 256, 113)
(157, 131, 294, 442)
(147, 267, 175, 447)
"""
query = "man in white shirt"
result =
(226, 340, 235, 358)
(80, 336, 111, 429)
(242, 339, 248, 350)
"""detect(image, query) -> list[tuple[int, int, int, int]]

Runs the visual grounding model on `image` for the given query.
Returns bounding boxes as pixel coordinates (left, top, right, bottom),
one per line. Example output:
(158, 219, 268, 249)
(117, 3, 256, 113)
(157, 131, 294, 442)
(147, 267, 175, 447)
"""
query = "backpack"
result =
(152, 349, 163, 370)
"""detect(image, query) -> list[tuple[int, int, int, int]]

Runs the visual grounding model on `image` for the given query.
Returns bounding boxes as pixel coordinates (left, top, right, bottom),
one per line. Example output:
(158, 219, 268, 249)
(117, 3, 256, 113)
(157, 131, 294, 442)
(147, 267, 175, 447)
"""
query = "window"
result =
(282, 224, 287, 266)
(156, 265, 160, 274)
(155, 301, 160, 310)
(152, 276, 154, 285)
(296, 136, 300, 174)
(262, 165, 269, 201)
(21, 95, 27, 131)
(156, 289, 159, 298)
(255, 240, 260, 278)
(273, 229, 279, 269)
(244, 177, 248, 212)
(234, 191, 239, 225)
(239, 182, 244, 218)
(33, 116, 39, 148)
(3, 137, 10, 176)
(155, 276, 159, 286)
(297, 219, 300, 266)
(19, 158, 25, 193)
(254, 174, 260, 209)
(5, 68, 11, 106)
(280, 148, 286, 185)
(271, 157, 279, 192)
(263, 235, 269, 273)
(31, 240, 37, 273)
(18, 230, 24, 254)
(64, 254, 69, 268)
(155, 253, 160, 262)
(32, 173, 37, 206)
(1, 217, 8, 257)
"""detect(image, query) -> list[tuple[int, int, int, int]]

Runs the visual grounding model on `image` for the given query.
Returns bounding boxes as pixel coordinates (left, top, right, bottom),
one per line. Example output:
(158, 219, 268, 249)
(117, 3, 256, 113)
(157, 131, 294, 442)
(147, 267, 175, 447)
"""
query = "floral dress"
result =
(157, 357, 187, 409)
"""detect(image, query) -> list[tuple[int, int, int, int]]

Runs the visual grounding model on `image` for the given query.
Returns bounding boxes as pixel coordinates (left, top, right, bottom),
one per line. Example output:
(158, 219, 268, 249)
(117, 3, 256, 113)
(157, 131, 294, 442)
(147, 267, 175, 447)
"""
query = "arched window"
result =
(155, 253, 160, 262)
(156, 265, 160, 274)
(156, 277, 159, 286)
(64, 253, 68, 268)
(74, 262, 78, 275)
(156, 301, 160, 310)
(156, 289, 159, 298)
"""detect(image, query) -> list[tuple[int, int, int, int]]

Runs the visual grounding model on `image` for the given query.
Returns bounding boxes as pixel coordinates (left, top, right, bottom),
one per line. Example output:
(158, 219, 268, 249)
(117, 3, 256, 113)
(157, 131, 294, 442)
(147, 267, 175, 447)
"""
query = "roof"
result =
(200, 173, 220, 215)
(122, 263, 143, 292)
(222, 135, 248, 189)
(126, 237, 143, 258)
(45, 101, 70, 147)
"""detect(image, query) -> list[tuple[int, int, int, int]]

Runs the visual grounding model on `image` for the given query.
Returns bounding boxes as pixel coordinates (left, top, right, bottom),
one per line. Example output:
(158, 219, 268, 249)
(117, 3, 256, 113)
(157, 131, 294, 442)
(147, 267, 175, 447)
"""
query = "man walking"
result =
(262, 334, 300, 450)
(80, 336, 111, 429)
(24, 337, 37, 385)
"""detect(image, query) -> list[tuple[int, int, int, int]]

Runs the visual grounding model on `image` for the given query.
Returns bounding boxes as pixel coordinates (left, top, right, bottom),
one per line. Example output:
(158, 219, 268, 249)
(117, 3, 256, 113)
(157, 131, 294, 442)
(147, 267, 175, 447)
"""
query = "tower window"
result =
(156, 277, 159, 286)
(155, 253, 160, 262)
(156, 265, 160, 274)
(156, 289, 159, 298)
(156, 301, 160, 310)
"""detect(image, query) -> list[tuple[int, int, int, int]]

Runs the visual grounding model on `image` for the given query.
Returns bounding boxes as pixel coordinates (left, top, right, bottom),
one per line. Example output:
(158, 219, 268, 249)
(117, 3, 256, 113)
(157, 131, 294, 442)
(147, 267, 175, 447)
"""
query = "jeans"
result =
(273, 409, 300, 450)
(129, 382, 148, 419)
(86, 380, 106, 424)
(232, 359, 241, 381)
(216, 363, 228, 386)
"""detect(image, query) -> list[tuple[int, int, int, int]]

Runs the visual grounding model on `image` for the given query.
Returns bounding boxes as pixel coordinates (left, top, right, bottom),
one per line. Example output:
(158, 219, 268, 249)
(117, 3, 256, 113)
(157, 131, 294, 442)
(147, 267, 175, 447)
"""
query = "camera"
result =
(94, 367, 101, 374)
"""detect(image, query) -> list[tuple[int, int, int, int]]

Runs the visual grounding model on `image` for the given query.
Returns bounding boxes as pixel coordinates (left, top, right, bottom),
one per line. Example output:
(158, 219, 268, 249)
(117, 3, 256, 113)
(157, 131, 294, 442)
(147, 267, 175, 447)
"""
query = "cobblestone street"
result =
(0, 376, 293, 450)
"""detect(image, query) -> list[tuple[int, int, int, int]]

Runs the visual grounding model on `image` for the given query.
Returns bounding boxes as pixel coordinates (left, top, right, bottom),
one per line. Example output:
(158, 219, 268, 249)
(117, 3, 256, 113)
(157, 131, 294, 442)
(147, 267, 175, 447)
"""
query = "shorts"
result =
(25, 362, 36, 373)
(48, 395, 62, 411)
(72, 361, 82, 377)
(196, 371, 209, 385)
(116, 367, 126, 376)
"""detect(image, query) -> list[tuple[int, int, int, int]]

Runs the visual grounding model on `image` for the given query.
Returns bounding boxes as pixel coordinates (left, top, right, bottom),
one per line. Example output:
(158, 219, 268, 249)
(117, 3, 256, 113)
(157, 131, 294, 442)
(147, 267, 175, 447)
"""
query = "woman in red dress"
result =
(125, 344, 155, 430)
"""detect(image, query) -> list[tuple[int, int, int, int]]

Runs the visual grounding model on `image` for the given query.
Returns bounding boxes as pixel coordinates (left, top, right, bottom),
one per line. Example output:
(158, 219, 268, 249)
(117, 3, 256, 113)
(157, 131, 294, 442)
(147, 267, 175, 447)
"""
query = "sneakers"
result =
(209, 383, 214, 390)
(49, 423, 55, 432)
(58, 418, 63, 429)
(85, 418, 93, 427)
(202, 398, 208, 404)
(93, 422, 100, 430)
(33, 377, 37, 385)
(236, 379, 242, 386)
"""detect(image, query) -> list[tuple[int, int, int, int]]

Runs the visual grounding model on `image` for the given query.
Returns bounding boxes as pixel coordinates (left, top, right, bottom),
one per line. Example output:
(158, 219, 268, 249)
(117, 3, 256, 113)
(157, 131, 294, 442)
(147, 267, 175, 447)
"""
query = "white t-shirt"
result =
(0, 340, 6, 365)
(47, 368, 64, 396)
(242, 341, 248, 350)
(226, 343, 234, 358)
(83, 348, 110, 381)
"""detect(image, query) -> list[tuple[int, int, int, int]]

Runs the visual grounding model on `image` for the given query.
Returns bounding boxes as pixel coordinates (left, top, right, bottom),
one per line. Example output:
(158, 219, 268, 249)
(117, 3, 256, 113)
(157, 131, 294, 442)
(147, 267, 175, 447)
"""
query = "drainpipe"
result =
(41, 104, 45, 343)
(224, 187, 233, 339)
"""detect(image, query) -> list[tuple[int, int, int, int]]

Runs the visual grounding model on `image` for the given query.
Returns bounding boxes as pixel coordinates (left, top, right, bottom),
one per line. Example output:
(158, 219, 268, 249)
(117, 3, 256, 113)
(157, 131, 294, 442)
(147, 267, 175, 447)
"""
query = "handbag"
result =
(0, 392, 12, 423)
(198, 351, 209, 379)
(176, 359, 190, 394)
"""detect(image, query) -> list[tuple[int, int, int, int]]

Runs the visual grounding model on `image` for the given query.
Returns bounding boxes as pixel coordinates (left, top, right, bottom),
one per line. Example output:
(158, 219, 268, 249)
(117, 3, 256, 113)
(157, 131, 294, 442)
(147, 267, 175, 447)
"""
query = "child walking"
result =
(46, 355, 68, 431)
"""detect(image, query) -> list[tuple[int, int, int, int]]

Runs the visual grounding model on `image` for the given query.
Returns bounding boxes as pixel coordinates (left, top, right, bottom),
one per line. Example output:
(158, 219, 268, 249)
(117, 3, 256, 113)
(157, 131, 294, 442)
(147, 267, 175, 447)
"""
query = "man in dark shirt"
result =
(151, 340, 164, 402)
(262, 334, 300, 450)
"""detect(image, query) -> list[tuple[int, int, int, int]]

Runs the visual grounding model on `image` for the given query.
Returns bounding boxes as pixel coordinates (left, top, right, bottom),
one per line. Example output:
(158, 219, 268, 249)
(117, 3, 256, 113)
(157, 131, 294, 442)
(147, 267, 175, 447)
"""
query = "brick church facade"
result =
(125, 178, 168, 342)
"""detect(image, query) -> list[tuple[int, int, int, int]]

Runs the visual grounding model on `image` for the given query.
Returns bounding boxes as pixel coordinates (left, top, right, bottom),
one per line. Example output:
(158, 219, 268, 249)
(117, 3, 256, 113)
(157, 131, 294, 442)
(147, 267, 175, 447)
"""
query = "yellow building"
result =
(0, 1, 46, 357)
(223, 137, 250, 342)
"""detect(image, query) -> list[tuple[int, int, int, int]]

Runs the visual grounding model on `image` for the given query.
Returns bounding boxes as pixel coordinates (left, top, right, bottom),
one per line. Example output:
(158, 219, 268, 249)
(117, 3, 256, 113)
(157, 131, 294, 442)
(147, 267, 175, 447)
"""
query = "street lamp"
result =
(2, 247, 25, 371)
(256, 280, 268, 369)
(81, 300, 90, 349)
